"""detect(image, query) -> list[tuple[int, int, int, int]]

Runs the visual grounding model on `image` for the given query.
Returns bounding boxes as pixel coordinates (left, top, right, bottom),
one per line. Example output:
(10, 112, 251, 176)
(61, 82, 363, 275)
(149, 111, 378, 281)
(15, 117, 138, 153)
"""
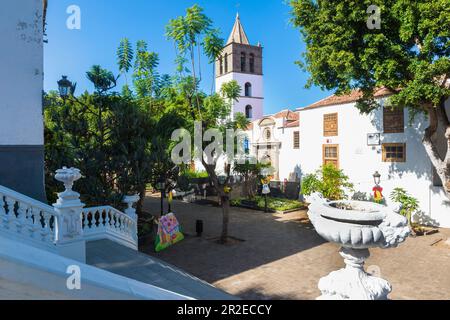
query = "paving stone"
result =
(142, 194, 450, 300)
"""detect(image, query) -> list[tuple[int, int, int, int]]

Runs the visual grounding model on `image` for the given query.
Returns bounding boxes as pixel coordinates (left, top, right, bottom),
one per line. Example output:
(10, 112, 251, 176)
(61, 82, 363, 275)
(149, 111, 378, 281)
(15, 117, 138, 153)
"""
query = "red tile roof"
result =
(284, 120, 299, 128)
(299, 87, 395, 111)
(273, 110, 299, 121)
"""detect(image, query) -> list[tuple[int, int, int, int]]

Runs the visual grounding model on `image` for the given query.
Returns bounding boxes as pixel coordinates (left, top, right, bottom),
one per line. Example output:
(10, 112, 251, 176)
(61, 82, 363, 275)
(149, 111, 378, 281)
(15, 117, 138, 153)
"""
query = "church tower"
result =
(215, 14, 264, 121)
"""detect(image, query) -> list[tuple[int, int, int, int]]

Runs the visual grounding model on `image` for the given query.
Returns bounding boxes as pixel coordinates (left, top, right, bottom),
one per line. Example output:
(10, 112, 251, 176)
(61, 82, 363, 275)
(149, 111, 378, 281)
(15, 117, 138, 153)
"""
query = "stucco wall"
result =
(298, 99, 450, 228)
(216, 72, 264, 120)
(0, 0, 46, 201)
(0, 0, 44, 145)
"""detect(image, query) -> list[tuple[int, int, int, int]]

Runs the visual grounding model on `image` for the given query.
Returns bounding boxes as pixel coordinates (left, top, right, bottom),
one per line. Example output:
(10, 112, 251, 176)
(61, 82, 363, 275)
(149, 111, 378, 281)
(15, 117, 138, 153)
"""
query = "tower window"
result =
(245, 82, 252, 97)
(244, 138, 250, 154)
(249, 53, 255, 73)
(224, 53, 228, 73)
(245, 105, 253, 119)
(293, 131, 300, 149)
(219, 56, 223, 75)
(241, 52, 246, 72)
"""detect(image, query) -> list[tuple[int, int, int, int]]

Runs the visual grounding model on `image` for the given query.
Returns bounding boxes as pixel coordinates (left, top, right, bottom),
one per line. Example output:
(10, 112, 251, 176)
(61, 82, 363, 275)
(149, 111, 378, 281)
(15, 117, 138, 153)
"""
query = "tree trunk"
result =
(201, 158, 231, 244)
(220, 194, 230, 243)
(423, 102, 450, 198)
(136, 185, 147, 216)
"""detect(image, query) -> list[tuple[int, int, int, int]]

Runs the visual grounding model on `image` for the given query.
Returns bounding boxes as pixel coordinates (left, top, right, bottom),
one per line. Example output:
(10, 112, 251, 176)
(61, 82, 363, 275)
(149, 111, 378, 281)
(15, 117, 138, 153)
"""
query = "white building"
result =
(215, 14, 264, 121)
(0, 0, 46, 201)
(247, 88, 450, 228)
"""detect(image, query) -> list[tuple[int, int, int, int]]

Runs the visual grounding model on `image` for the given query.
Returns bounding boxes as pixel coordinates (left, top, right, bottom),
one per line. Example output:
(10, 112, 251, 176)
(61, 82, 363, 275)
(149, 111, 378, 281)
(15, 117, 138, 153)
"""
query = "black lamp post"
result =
(156, 180, 166, 216)
(373, 171, 381, 186)
(57, 75, 76, 100)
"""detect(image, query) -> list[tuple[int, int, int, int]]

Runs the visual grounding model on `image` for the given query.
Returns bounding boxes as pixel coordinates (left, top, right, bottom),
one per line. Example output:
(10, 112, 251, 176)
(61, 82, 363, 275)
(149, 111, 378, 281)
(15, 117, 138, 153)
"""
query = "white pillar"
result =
(53, 167, 86, 263)
(123, 194, 140, 243)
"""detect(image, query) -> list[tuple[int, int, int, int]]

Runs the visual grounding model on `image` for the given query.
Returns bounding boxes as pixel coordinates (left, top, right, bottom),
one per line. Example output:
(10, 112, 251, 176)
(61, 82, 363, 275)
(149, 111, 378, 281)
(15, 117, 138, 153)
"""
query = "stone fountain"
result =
(307, 193, 410, 300)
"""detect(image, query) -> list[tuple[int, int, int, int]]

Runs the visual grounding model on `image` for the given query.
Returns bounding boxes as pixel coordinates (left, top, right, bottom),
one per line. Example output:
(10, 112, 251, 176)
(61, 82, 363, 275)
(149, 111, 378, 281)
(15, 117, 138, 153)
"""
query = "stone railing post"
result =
(123, 194, 140, 242)
(53, 167, 86, 263)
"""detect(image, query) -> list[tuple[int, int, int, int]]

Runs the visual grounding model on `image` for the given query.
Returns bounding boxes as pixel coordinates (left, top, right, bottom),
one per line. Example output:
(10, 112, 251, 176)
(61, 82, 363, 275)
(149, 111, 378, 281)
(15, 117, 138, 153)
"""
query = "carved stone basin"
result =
(307, 193, 410, 300)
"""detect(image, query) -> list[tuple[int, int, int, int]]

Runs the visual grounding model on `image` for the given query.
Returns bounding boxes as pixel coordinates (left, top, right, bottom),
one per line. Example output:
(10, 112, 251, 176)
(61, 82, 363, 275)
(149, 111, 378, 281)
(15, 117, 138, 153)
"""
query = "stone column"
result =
(53, 167, 86, 263)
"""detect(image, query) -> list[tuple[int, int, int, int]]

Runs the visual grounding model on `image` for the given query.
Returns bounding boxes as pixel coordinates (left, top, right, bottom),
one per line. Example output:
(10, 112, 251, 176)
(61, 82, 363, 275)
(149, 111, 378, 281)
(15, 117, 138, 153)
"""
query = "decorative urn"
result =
(307, 193, 410, 300)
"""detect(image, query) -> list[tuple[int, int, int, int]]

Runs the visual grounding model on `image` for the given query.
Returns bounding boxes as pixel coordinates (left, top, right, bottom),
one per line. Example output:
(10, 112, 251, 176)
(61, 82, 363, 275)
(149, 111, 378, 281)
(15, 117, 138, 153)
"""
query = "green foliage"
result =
(220, 80, 241, 102)
(117, 38, 134, 75)
(290, 0, 450, 112)
(301, 164, 354, 200)
(166, 4, 214, 55)
(86, 65, 117, 93)
(390, 187, 420, 226)
(133, 40, 161, 98)
(231, 196, 305, 212)
(181, 169, 209, 179)
(44, 91, 153, 208)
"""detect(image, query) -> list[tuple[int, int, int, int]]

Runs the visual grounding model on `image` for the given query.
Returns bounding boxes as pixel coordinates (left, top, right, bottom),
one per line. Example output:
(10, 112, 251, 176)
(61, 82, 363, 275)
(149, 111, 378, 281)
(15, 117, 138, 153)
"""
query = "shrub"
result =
(231, 196, 305, 212)
(182, 169, 209, 179)
(301, 164, 354, 200)
(390, 188, 419, 229)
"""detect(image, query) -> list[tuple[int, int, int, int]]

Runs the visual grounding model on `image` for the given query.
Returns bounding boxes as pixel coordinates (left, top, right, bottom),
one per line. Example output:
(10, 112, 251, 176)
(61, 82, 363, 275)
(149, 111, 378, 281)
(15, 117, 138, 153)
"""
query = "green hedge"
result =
(231, 196, 305, 212)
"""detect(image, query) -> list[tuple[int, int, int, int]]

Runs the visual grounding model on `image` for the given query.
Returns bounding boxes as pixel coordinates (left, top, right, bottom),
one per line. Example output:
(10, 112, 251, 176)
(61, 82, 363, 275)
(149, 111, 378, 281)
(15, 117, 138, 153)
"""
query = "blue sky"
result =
(44, 0, 331, 114)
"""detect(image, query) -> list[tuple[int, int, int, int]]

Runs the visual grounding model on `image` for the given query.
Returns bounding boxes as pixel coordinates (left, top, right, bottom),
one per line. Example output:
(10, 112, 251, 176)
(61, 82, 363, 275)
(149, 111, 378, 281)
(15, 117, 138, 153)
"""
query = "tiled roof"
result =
(227, 13, 250, 45)
(299, 87, 395, 111)
(273, 110, 299, 121)
(284, 120, 300, 128)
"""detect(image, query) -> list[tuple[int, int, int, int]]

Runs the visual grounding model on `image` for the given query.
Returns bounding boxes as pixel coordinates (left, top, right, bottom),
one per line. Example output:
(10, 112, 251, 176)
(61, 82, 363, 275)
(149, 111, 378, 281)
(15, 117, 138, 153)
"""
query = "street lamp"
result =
(57, 75, 76, 100)
(373, 171, 381, 186)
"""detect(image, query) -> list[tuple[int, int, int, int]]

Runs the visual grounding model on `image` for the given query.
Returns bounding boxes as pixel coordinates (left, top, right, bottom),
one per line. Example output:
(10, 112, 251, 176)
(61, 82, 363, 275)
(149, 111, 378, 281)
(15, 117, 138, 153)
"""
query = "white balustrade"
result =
(0, 185, 59, 251)
(82, 205, 138, 250)
(0, 167, 140, 258)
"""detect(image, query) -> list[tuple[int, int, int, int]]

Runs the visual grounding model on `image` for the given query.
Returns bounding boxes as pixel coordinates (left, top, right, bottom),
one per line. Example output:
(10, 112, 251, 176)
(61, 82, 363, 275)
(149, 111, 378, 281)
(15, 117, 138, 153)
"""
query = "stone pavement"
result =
(142, 195, 450, 300)
(86, 239, 236, 300)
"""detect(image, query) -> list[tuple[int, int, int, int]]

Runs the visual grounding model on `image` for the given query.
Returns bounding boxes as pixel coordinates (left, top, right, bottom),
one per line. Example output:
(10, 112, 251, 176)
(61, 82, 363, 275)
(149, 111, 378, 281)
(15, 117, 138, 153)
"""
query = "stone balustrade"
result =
(82, 205, 138, 250)
(0, 167, 140, 262)
(0, 185, 60, 251)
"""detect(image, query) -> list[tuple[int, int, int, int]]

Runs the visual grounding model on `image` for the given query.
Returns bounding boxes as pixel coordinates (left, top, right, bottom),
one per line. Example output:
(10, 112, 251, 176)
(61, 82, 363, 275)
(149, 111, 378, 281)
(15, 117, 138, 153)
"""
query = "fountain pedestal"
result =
(318, 247, 391, 300)
(307, 193, 409, 300)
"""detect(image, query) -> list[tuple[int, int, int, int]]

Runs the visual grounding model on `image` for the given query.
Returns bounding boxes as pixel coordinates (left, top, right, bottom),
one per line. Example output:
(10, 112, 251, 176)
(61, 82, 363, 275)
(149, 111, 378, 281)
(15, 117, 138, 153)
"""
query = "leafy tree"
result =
(233, 156, 271, 199)
(44, 88, 153, 210)
(166, 5, 248, 243)
(301, 164, 354, 200)
(290, 0, 450, 197)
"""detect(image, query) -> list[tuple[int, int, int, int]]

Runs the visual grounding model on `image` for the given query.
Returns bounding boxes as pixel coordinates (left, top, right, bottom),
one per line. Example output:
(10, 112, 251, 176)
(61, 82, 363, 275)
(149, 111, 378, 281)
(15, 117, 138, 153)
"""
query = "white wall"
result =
(246, 116, 302, 181)
(216, 73, 264, 120)
(298, 99, 450, 228)
(278, 126, 302, 181)
(0, 0, 43, 145)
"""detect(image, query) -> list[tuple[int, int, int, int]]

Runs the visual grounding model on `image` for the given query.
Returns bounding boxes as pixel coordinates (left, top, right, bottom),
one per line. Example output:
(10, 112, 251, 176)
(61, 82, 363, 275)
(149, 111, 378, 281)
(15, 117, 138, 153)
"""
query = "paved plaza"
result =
(142, 194, 450, 300)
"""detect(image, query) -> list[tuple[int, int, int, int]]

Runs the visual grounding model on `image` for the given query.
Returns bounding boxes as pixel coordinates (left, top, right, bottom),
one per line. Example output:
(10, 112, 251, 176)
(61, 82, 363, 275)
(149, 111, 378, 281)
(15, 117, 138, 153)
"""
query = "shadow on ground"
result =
(142, 195, 325, 285)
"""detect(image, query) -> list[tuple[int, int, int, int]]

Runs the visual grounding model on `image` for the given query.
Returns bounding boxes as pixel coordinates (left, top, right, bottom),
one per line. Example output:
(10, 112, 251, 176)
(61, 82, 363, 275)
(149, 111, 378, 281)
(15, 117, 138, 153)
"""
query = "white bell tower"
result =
(215, 13, 264, 121)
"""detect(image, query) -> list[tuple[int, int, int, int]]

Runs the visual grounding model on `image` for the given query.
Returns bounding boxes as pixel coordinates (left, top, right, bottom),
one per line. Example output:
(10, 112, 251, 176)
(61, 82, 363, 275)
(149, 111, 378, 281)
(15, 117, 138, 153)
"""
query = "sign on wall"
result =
(367, 133, 381, 146)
